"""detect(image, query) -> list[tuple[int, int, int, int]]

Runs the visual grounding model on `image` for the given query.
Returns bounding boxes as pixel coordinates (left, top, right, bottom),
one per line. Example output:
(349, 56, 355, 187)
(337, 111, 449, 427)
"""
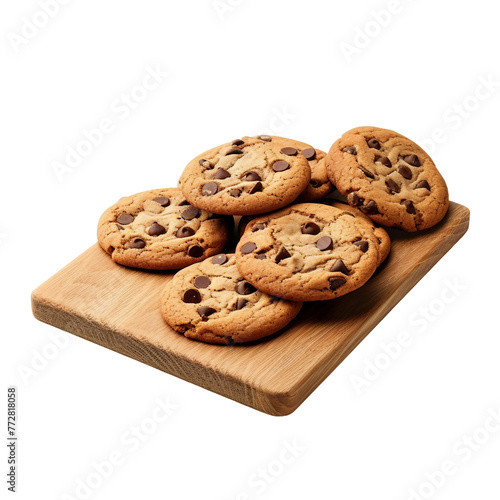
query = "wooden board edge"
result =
(31, 291, 295, 416)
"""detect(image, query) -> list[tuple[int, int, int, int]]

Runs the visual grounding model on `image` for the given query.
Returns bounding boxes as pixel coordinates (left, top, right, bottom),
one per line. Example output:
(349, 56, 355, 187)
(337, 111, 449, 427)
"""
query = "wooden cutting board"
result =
(32, 202, 469, 416)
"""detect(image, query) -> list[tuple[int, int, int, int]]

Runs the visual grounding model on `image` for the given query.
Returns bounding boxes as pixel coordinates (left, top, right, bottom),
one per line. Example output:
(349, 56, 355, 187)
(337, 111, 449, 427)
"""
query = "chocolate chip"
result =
(398, 165, 412, 180)
(302, 148, 316, 161)
(130, 238, 146, 249)
(214, 168, 231, 180)
(153, 196, 170, 207)
(117, 225, 125, 231)
(242, 172, 261, 182)
(258, 135, 272, 142)
(310, 179, 322, 188)
(194, 276, 211, 289)
(367, 139, 381, 149)
(183, 289, 201, 304)
(280, 147, 298, 156)
(301, 222, 321, 235)
(358, 165, 375, 179)
(415, 179, 430, 191)
(197, 306, 216, 319)
(212, 254, 228, 265)
(235, 298, 248, 310)
(404, 154, 421, 167)
(226, 147, 243, 155)
(188, 245, 204, 258)
(385, 178, 401, 194)
(117, 214, 134, 225)
(255, 255, 267, 260)
(229, 188, 242, 197)
(273, 160, 289, 172)
(377, 156, 392, 168)
(249, 182, 263, 194)
(317, 236, 333, 251)
(179, 200, 191, 206)
(231, 139, 244, 146)
(199, 159, 211, 168)
(241, 242, 257, 254)
(348, 192, 364, 206)
(342, 146, 356, 155)
(182, 206, 200, 220)
(364, 200, 379, 214)
(252, 223, 267, 232)
(329, 277, 346, 291)
(275, 247, 291, 263)
(202, 182, 218, 196)
(354, 240, 369, 252)
(237, 281, 257, 295)
(176, 226, 195, 238)
(330, 259, 349, 275)
(401, 200, 416, 214)
(149, 223, 167, 236)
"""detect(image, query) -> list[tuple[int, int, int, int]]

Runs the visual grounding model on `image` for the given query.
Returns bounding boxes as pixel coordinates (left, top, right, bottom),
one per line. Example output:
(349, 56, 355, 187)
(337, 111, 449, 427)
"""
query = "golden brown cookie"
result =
(178, 137, 311, 216)
(326, 126, 449, 231)
(161, 253, 302, 344)
(97, 188, 233, 270)
(235, 203, 380, 302)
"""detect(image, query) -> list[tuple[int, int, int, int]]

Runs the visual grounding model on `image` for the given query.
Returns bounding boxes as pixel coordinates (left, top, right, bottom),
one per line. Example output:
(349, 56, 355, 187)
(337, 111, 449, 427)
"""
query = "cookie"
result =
(253, 135, 334, 202)
(97, 188, 233, 270)
(321, 200, 391, 266)
(161, 253, 302, 344)
(235, 203, 381, 302)
(326, 127, 449, 232)
(178, 136, 311, 216)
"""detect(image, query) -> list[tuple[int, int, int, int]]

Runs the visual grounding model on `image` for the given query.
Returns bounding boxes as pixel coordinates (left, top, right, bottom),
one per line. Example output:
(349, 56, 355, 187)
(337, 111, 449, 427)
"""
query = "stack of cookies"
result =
(97, 127, 449, 345)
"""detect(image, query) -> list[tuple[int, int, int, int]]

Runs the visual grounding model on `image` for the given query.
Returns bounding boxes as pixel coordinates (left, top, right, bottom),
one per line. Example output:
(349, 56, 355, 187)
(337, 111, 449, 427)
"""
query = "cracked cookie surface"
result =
(320, 200, 391, 266)
(252, 135, 334, 202)
(235, 203, 380, 302)
(97, 188, 233, 270)
(161, 253, 302, 344)
(326, 127, 449, 231)
(179, 136, 311, 216)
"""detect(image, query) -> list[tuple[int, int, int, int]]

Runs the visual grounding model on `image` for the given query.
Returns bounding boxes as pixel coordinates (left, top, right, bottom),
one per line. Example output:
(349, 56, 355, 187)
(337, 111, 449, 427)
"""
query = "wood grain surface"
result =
(32, 202, 470, 416)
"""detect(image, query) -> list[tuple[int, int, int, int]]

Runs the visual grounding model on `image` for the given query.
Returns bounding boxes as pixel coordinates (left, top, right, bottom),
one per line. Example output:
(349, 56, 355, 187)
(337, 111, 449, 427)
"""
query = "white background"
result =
(1, 1, 499, 499)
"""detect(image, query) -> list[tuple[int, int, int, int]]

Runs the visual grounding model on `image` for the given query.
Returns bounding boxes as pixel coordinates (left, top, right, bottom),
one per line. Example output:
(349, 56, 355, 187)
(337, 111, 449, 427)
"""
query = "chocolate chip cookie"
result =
(178, 137, 311, 216)
(326, 127, 449, 231)
(161, 253, 302, 344)
(235, 203, 380, 302)
(97, 188, 233, 270)
(253, 135, 334, 202)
